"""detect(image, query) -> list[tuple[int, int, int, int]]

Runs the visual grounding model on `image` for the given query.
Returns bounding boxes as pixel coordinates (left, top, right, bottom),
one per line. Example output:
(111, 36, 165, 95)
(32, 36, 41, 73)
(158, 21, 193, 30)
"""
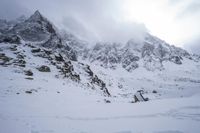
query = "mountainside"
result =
(0, 11, 110, 96)
(81, 33, 199, 72)
(1, 11, 200, 133)
(0, 10, 200, 103)
(1, 11, 77, 61)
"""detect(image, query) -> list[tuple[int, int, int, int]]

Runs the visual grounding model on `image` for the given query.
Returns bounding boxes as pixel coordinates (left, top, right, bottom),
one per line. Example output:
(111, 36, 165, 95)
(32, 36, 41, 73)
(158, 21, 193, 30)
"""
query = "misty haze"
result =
(0, 0, 200, 133)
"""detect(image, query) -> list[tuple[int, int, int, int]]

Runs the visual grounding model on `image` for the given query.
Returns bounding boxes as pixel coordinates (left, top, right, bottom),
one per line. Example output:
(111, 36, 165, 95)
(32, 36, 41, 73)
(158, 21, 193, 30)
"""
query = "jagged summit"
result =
(27, 10, 44, 22)
(0, 10, 78, 61)
(25, 10, 56, 34)
(33, 10, 42, 16)
(8, 10, 56, 42)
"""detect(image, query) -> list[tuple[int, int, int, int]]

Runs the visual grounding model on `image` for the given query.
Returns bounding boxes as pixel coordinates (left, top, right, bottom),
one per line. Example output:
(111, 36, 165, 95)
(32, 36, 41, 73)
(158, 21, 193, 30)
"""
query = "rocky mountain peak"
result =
(28, 10, 44, 22)
(0, 10, 78, 61)
(8, 10, 58, 43)
(25, 10, 56, 34)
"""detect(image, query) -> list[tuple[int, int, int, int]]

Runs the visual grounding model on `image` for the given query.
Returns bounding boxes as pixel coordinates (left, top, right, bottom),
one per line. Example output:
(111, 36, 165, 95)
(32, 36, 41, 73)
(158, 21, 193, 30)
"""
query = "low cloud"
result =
(0, 0, 30, 20)
(0, 0, 147, 44)
(184, 37, 200, 55)
(0, 0, 199, 54)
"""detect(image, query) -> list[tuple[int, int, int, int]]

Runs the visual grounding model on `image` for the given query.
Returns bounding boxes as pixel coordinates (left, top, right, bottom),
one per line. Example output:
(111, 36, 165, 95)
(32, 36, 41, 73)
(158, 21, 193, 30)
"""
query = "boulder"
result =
(24, 70, 33, 76)
(170, 56, 182, 64)
(37, 65, 51, 72)
(31, 48, 41, 53)
(0, 53, 12, 65)
(25, 90, 32, 94)
(134, 90, 149, 102)
(152, 90, 157, 93)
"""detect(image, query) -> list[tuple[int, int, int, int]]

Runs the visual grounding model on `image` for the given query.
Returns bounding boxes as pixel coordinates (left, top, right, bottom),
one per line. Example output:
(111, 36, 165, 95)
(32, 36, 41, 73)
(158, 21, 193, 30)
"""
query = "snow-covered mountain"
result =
(1, 11, 77, 61)
(1, 11, 200, 133)
(82, 33, 199, 72)
(0, 10, 110, 96)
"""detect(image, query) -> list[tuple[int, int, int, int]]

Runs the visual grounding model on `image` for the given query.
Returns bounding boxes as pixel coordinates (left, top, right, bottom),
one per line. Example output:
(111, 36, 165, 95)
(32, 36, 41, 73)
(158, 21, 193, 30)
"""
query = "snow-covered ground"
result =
(1, 42, 200, 133)
(0, 78, 200, 133)
(83, 57, 200, 100)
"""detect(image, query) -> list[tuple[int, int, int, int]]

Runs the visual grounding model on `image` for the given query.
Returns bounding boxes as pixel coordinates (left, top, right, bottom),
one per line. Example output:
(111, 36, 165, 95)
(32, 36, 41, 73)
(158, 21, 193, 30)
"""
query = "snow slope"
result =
(1, 68, 200, 133)
(0, 42, 200, 133)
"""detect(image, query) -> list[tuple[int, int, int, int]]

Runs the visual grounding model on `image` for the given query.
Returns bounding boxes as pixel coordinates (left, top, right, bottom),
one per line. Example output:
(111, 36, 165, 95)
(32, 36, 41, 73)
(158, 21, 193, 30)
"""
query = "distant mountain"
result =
(81, 33, 199, 71)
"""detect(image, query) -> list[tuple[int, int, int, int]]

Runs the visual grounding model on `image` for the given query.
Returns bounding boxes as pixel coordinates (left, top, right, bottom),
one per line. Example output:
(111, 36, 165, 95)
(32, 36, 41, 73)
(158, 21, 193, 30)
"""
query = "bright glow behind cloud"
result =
(121, 0, 200, 47)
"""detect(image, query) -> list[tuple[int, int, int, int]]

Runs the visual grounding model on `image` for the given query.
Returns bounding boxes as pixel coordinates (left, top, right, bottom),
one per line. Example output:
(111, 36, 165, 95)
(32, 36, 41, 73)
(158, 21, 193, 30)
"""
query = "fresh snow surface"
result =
(0, 42, 200, 133)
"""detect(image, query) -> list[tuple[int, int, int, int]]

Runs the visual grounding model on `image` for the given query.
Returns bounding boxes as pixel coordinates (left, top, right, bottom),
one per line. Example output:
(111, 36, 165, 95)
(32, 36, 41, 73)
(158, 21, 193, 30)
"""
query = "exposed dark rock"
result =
(91, 75, 110, 96)
(25, 90, 32, 94)
(10, 45, 18, 51)
(0, 53, 12, 66)
(27, 44, 35, 48)
(16, 54, 25, 59)
(43, 49, 52, 55)
(170, 56, 182, 64)
(122, 61, 139, 72)
(37, 65, 51, 72)
(25, 77, 34, 80)
(0, 34, 21, 44)
(60, 61, 80, 82)
(31, 48, 41, 53)
(78, 63, 110, 96)
(55, 53, 64, 61)
(24, 70, 33, 76)
(85, 65, 93, 77)
(61, 62, 73, 76)
(134, 91, 149, 102)
(70, 73, 80, 82)
(34, 51, 50, 59)
(13, 51, 20, 55)
(104, 99, 111, 103)
(13, 59, 26, 67)
(152, 90, 157, 93)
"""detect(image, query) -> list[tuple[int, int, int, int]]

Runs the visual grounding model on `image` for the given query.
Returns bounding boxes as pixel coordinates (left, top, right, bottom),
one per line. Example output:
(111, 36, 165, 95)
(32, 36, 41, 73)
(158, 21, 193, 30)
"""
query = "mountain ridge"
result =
(0, 10, 200, 97)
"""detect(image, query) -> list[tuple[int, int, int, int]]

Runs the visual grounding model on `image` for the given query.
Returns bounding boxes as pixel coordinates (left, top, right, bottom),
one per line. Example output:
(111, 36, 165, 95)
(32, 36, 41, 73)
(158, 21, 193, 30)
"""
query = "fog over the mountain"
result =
(0, 0, 200, 54)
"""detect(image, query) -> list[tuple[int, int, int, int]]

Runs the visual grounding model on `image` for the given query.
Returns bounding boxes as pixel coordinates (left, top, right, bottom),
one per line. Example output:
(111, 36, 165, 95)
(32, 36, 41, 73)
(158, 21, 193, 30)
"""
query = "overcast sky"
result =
(0, 0, 200, 54)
